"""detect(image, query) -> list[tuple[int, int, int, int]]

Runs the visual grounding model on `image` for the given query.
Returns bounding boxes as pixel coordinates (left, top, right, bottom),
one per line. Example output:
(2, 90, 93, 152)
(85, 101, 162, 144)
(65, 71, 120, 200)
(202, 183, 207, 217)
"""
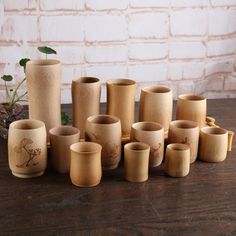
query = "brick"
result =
(177, 80, 195, 95)
(206, 59, 234, 76)
(204, 91, 229, 99)
(207, 76, 224, 91)
(170, 9, 207, 36)
(225, 76, 236, 90)
(86, 0, 128, 10)
(168, 63, 183, 81)
(169, 41, 206, 59)
(61, 86, 72, 104)
(40, 0, 84, 10)
(183, 62, 204, 79)
(194, 79, 208, 94)
(85, 14, 127, 41)
(3, 0, 37, 10)
(130, 0, 170, 8)
(86, 45, 127, 63)
(207, 38, 236, 57)
(210, 0, 236, 6)
(129, 12, 168, 39)
(40, 16, 84, 42)
(129, 43, 168, 60)
(209, 9, 236, 36)
(128, 64, 167, 82)
(170, 0, 209, 7)
(0, 15, 38, 42)
(0, 91, 7, 103)
(61, 65, 79, 84)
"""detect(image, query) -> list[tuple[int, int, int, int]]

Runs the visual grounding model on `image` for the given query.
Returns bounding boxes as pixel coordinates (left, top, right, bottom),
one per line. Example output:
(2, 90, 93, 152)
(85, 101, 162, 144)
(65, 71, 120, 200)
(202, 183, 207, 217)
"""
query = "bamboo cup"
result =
(72, 77, 101, 139)
(85, 114, 121, 170)
(140, 86, 173, 131)
(168, 120, 199, 163)
(124, 142, 150, 182)
(70, 142, 102, 187)
(26, 60, 61, 141)
(130, 121, 164, 167)
(8, 119, 47, 178)
(106, 79, 137, 137)
(176, 94, 207, 128)
(164, 143, 190, 177)
(199, 127, 228, 162)
(49, 126, 80, 173)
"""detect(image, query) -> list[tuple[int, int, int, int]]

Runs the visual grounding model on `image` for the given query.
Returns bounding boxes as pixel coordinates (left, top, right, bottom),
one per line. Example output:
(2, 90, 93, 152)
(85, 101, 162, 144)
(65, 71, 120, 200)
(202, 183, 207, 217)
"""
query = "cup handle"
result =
(228, 130, 235, 152)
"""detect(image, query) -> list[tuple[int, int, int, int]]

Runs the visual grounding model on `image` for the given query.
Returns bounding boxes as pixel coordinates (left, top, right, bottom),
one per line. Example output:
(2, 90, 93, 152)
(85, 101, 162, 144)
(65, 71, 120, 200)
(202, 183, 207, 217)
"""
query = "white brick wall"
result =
(0, 0, 236, 103)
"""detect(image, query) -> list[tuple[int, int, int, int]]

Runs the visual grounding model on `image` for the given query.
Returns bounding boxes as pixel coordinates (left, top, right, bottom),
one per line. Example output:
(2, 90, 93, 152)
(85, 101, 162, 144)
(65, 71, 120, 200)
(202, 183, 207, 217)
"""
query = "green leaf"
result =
(61, 112, 70, 125)
(38, 46, 57, 55)
(19, 58, 30, 73)
(1, 75, 13, 82)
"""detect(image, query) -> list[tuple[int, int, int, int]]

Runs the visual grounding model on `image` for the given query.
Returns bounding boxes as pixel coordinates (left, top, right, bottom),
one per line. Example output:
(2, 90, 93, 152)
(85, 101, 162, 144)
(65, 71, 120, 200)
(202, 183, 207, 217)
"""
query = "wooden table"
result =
(0, 99, 236, 235)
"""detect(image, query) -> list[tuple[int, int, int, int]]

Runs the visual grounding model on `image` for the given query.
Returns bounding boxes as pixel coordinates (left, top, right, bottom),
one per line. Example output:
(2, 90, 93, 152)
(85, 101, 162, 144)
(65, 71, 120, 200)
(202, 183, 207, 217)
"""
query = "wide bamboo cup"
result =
(49, 126, 80, 173)
(130, 121, 164, 167)
(85, 115, 121, 170)
(8, 119, 47, 178)
(140, 86, 173, 131)
(72, 77, 101, 139)
(164, 143, 190, 177)
(199, 127, 228, 162)
(70, 142, 102, 187)
(124, 142, 150, 182)
(106, 79, 137, 137)
(176, 94, 207, 128)
(26, 60, 61, 141)
(168, 120, 199, 163)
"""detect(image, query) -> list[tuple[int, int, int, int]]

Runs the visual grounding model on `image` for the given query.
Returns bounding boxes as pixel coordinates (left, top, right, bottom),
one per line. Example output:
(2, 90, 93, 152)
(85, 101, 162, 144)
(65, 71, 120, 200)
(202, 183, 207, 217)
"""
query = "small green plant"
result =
(38, 46, 57, 59)
(61, 112, 70, 125)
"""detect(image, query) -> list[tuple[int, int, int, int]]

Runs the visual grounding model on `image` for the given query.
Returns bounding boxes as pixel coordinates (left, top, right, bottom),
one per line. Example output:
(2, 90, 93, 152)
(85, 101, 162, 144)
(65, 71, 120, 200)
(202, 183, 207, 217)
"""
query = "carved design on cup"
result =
(14, 138, 41, 168)
(150, 143, 162, 161)
(181, 137, 190, 146)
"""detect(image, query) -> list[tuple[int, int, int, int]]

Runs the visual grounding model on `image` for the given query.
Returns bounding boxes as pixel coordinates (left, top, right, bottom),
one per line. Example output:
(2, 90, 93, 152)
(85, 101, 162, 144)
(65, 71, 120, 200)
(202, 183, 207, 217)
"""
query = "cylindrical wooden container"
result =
(85, 114, 121, 170)
(130, 121, 164, 167)
(49, 126, 80, 173)
(140, 86, 173, 131)
(164, 143, 190, 178)
(8, 119, 47, 178)
(199, 127, 228, 163)
(176, 94, 207, 128)
(70, 142, 102, 187)
(72, 77, 101, 139)
(106, 79, 137, 137)
(168, 120, 199, 163)
(26, 60, 61, 141)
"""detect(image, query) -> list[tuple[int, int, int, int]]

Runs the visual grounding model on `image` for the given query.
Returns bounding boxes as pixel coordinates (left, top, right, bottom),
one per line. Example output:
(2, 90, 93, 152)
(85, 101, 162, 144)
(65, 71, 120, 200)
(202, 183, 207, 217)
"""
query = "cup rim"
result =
(27, 59, 61, 66)
(49, 126, 80, 137)
(124, 142, 150, 152)
(170, 120, 199, 129)
(70, 142, 102, 154)
(106, 79, 136, 86)
(201, 127, 228, 136)
(9, 119, 45, 130)
(167, 143, 190, 152)
(178, 94, 206, 101)
(132, 121, 164, 132)
(87, 114, 120, 125)
(142, 86, 171, 94)
(72, 77, 100, 84)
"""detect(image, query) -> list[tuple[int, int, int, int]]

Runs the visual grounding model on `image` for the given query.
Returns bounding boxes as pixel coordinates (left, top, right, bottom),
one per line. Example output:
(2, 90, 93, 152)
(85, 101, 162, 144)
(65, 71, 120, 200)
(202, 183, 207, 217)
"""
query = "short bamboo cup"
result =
(140, 86, 173, 131)
(168, 120, 199, 164)
(199, 127, 228, 163)
(8, 119, 47, 178)
(106, 79, 137, 137)
(72, 77, 101, 139)
(85, 115, 121, 170)
(164, 143, 190, 178)
(176, 94, 207, 128)
(124, 142, 150, 182)
(70, 142, 102, 187)
(49, 126, 80, 173)
(26, 60, 61, 141)
(130, 122, 164, 167)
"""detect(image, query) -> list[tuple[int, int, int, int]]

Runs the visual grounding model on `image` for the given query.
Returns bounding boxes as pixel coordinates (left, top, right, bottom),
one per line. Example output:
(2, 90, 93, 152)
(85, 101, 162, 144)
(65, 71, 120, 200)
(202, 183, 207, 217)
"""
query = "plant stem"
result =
(4, 81, 10, 100)
(11, 91, 27, 107)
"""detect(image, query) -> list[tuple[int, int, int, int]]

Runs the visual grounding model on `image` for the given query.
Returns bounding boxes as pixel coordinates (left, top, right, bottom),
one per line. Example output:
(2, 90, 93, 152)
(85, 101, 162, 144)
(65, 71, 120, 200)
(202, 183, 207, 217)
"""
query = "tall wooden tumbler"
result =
(26, 60, 61, 141)
(140, 86, 173, 131)
(72, 77, 101, 139)
(107, 79, 137, 137)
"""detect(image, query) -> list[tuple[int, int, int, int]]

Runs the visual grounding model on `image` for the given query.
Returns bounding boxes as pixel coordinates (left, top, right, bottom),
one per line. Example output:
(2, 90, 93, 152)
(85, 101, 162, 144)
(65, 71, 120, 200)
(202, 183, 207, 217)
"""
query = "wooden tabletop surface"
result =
(0, 99, 236, 235)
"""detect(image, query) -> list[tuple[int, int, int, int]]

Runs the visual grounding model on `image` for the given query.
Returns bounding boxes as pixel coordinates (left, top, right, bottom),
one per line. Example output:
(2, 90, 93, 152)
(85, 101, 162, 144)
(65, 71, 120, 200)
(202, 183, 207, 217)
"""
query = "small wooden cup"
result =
(124, 142, 150, 182)
(199, 127, 228, 163)
(49, 126, 80, 173)
(164, 143, 190, 177)
(70, 142, 102, 187)
(168, 120, 199, 164)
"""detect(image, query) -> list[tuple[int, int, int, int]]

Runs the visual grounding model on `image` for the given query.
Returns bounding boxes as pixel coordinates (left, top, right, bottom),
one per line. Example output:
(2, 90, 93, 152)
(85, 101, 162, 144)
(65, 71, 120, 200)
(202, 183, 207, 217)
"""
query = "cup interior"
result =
(143, 86, 171, 94)
(107, 79, 136, 86)
(74, 77, 100, 83)
(125, 142, 150, 151)
(27, 59, 60, 66)
(167, 143, 190, 151)
(178, 94, 205, 101)
(70, 142, 102, 153)
(50, 126, 79, 136)
(11, 119, 44, 130)
(170, 120, 198, 129)
(132, 122, 163, 131)
(87, 115, 119, 124)
(201, 127, 227, 135)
